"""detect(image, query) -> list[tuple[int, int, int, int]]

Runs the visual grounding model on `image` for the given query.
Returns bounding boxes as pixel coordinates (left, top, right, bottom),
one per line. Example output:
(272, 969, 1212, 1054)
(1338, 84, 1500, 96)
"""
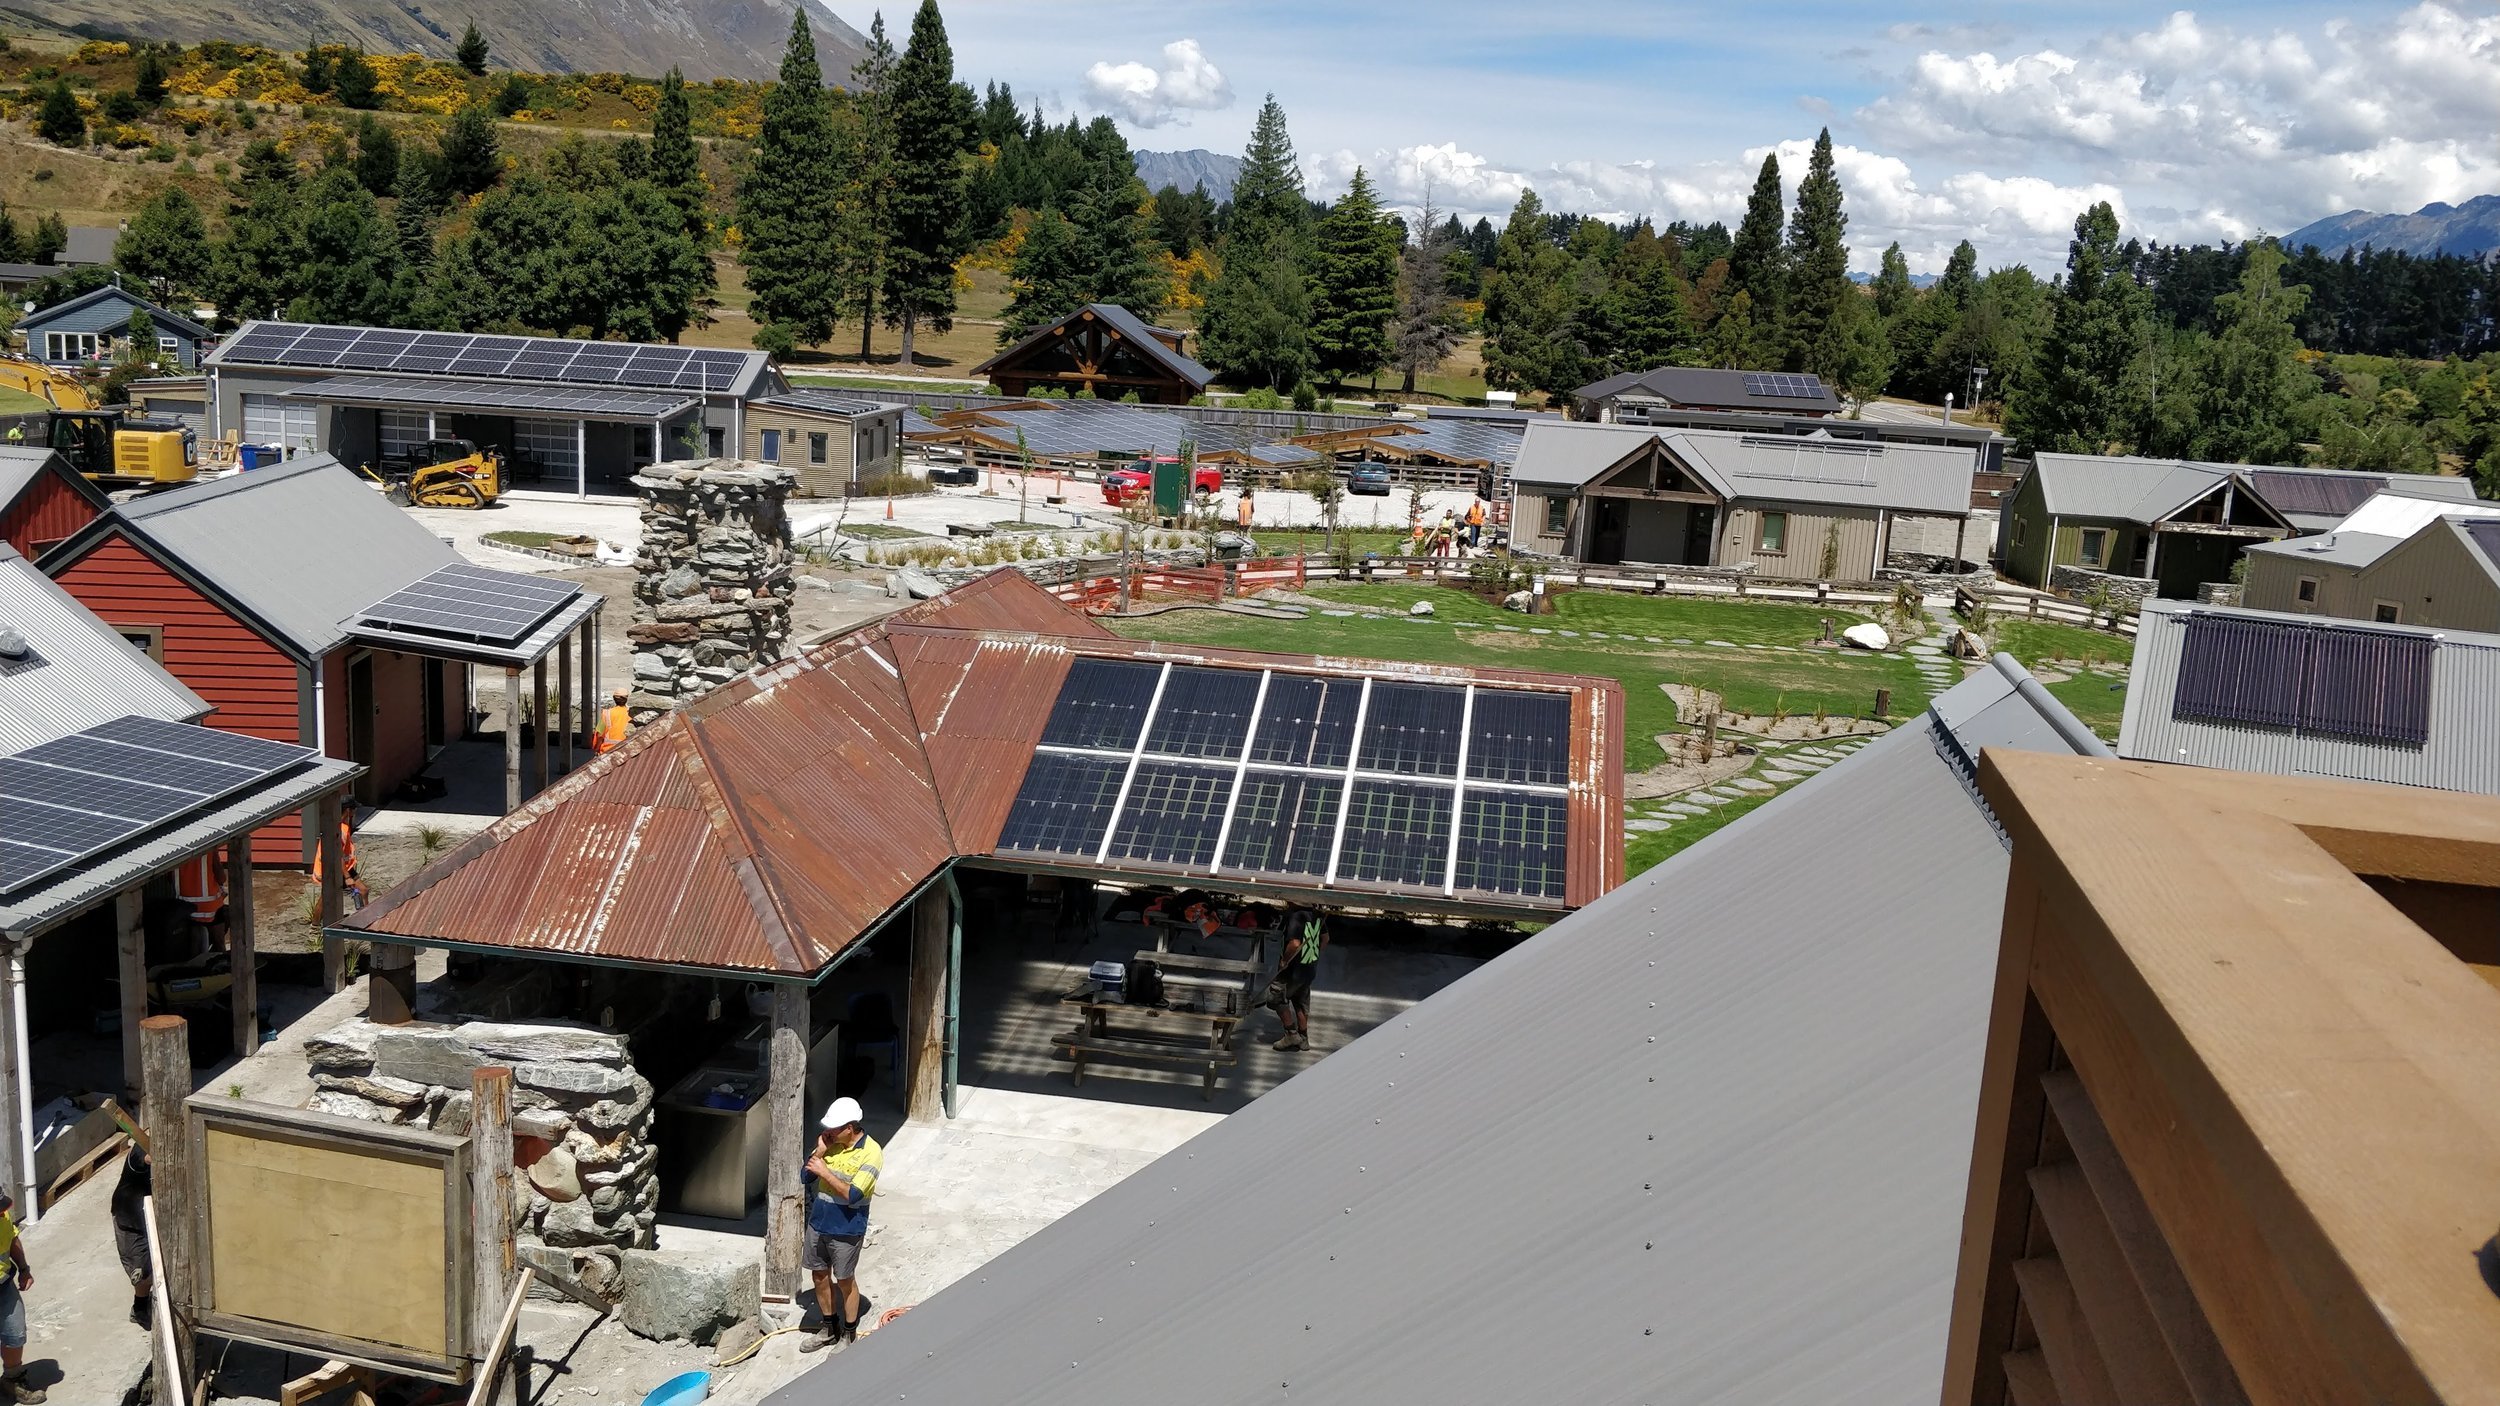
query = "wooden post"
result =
(468, 1067, 516, 1402)
(317, 791, 346, 993)
(906, 886, 949, 1122)
(0, 946, 31, 1217)
(226, 842, 257, 1057)
(502, 668, 522, 811)
(1875, 688, 1892, 720)
(557, 634, 574, 775)
(764, 982, 809, 1299)
(579, 621, 597, 754)
(368, 944, 417, 1024)
(138, 1014, 194, 1372)
(532, 658, 549, 795)
(117, 890, 147, 1104)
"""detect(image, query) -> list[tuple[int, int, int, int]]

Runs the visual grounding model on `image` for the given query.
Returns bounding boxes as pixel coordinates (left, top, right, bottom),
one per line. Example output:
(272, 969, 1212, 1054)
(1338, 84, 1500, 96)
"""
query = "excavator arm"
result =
(0, 354, 98, 411)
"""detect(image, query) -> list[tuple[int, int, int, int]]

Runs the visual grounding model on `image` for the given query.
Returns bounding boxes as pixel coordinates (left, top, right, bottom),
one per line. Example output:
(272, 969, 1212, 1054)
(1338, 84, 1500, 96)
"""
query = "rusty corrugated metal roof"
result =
(347, 572, 1625, 974)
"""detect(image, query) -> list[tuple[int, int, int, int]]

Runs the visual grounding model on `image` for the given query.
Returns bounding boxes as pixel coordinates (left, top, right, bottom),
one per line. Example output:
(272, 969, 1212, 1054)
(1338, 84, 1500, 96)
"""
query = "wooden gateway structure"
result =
(972, 304, 1213, 405)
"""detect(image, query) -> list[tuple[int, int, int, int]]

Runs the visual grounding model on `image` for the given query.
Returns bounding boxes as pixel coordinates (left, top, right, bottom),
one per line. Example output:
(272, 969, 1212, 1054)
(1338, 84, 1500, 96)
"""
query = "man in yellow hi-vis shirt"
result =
(0, 1193, 44, 1403)
(798, 1097, 882, 1352)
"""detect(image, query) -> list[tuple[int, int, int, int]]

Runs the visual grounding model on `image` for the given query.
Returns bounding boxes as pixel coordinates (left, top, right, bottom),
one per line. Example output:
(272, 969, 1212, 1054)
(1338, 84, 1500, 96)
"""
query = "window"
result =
(2296, 577, 2319, 604)
(240, 394, 317, 456)
(1542, 497, 1568, 535)
(2079, 527, 2107, 567)
(760, 428, 781, 463)
(808, 432, 829, 465)
(2373, 600, 2403, 624)
(156, 335, 180, 355)
(512, 419, 581, 479)
(378, 410, 431, 462)
(706, 426, 725, 457)
(2011, 516, 2027, 548)
(1756, 511, 1788, 554)
(114, 624, 164, 662)
(43, 331, 100, 362)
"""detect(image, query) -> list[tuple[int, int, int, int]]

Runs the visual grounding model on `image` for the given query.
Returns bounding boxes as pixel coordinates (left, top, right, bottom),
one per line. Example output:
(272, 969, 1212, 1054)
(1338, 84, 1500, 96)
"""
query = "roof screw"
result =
(1644, 1328, 1653, 1335)
(1645, 1242, 1653, 1250)
(1644, 1183, 1652, 1191)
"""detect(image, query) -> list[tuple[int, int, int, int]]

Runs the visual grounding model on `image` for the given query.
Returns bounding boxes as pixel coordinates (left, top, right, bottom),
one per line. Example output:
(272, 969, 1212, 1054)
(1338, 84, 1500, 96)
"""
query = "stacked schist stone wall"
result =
(305, 1019, 658, 1294)
(627, 462, 798, 722)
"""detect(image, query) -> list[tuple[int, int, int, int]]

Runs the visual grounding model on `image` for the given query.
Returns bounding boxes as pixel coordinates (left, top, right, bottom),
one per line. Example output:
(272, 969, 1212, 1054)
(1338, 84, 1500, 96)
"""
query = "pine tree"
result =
(288, 168, 401, 324)
(1607, 229, 1697, 370)
(2192, 240, 2309, 463)
(646, 69, 715, 334)
(134, 46, 168, 106)
(1064, 116, 1166, 317)
(37, 81, 83, 146)
(736, 10, 844, 347)
(1481, 188, 1576, 394)
(389, 146, 445, 317)
(455, 22, 490, 75)
(436, 103, 501, 196)
(1704, 289, 1768, 369)
(1226, 95, 1307, 250)
(352, 114, 399, 196)
(0, 201, 24, 264)
(1727, 151, 1785, 329)
(1871, 242, 1913, 320)
(1390, 193, 1461, 394)
(1781, 128, 1853, 383)
(836, 15, 896, 358)
(881, 0, 971, 367)
(117, 187, 211, 301)
(333, 47, 381, 109)
(1307, 168, 1399, 387)
(1197, 243, 1311, 391)
(2008, 202, 2148, 454)
(998, 209, 1086, 341)
(301, 44, 334, 95)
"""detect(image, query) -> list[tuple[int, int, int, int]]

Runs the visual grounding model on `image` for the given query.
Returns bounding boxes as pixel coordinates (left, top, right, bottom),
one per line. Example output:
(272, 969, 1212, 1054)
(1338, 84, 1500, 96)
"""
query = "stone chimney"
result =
(627, 461, 797, 721)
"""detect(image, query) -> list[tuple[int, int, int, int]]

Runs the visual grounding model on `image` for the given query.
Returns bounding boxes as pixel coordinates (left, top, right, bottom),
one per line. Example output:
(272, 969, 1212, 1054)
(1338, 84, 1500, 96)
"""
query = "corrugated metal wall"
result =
(2119, 605, 2500, 795)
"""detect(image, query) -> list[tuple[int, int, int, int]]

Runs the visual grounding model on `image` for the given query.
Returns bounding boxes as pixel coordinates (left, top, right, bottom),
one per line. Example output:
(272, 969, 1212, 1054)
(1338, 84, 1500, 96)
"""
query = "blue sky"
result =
(931, 1, 2500, 273)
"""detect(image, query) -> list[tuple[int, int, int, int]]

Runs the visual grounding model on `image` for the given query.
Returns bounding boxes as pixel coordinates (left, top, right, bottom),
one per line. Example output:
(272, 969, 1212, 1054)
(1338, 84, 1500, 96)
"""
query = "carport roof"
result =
(286, 374, 702, 422)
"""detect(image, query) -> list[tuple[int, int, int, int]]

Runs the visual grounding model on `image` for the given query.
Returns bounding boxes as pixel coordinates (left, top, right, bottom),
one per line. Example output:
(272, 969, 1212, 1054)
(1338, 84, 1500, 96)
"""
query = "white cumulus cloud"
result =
(1083, 39, 1233, 129)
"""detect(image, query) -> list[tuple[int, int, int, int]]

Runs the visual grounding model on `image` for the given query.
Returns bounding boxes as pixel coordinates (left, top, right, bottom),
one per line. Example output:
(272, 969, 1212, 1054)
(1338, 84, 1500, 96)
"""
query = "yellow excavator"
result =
(357, 437, 505, 509)
(0, 354, 198, 488)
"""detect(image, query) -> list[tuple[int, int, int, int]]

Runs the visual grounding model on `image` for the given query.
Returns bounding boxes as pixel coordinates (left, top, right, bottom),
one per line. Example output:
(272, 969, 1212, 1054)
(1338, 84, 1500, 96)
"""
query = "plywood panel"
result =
(204, 1127, 448, 1355)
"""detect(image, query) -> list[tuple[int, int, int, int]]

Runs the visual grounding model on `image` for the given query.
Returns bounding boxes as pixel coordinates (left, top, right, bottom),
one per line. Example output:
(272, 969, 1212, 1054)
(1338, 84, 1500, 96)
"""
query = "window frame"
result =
(1542, 496, 1569, 535)
(2372, 599, 2403, 624)
(808, 431, 829, 465)
(759, 428, 781, 463)
(2010, 515, 2027, 548)
(2296, 576, 2319, 604)
(2078, 527, 2108, 568)
(113, 623, 165, 662)
(1756, 511, 1789, 555)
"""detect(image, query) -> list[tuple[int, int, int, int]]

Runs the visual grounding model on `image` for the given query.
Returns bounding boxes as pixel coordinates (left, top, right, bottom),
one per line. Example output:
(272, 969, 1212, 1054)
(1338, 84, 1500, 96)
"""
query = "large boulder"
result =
(618, 1247, 761, 1345)
(305, 1020, 382, 1073)
(457, 1021, 630, 1068)
(372, 1028, 479, 1089)
(515, 1061, 639, 1100)
(1840, 622, 1892, 652)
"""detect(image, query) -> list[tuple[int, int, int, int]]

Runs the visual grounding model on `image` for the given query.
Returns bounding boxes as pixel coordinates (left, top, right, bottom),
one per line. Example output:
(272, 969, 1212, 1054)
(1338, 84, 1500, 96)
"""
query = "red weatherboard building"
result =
(44, 457, 602, 863)
(0, 447, 109, 560)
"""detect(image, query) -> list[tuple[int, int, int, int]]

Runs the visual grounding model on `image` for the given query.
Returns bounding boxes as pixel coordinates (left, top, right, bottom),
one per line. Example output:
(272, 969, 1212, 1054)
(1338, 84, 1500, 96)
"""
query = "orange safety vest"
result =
(1236, 496, 1254, 527)
(310, 818, 362, 894)
(594, 704, 632, 754)
(175, 849, 225, 923)
(1466, 500, 1485, 526)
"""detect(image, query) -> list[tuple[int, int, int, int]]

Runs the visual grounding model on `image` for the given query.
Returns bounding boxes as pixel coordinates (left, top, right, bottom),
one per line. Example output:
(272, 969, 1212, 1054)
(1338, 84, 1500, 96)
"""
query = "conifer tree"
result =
(436, 103, 502, 196)
(134, 46, 168, 106)
(1197, 243, 1311, 392)
(881, 0, 971, 366)
(455, 22, 490, 75)
(1607, 229, 1698, 370)
(1390, 194, 1461, 395)
(1704, 289, 1768, 369)
(836, 15, 896, 358)
(998, 209, 1085, 340)
(647, 68, 715, 329)
(1781, 128, 1853, 380)
(1225, 95, 1307, 249)
(0, 202, 24, 264)
(1726, 151, 1785, 331)
(2192, 240, 2309, 463)
(352, 114, 399, 195)
(1064, 116, 1166, 317)
(1481, 188, 1576, 394)
(36, 81, 83, 146)
(2008, 202, 2148, 453)
(1307, 168, 1399, 386)
(288, 167, 400, 324)
(1871, 242, 1913, 321)
(737, 11, 844, 347)
(333, 47, 381, 109)
(27, 213, 67, 267)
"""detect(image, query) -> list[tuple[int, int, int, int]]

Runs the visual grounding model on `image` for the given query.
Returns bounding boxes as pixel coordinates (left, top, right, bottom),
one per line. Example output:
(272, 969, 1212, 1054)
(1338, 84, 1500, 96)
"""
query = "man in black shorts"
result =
(1271, 910, 1326, 1052)
(108, 1145, 151, 1328)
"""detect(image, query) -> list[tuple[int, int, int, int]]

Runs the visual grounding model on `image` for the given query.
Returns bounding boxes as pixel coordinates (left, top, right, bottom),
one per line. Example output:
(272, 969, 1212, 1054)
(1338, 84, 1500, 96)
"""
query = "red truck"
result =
(1100, 458, 1223, 506)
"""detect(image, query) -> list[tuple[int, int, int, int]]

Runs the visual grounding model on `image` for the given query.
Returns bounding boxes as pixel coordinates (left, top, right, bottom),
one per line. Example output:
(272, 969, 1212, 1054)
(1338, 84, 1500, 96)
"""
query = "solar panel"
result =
(1144, 667, 1260, 759)
(1038, 659, 1163, 751)
(1103, 762, 1234, 867)
(1357, 682, 1465, 777)
(358, 563, 581, 646)
(1218, 771, 1340, 878)
(1248, 675, 1362, 768)
(994, 753, 1128, 857)
(1454, 792, 1568, 899)
(218, 323, 752, 392)
(1334, 781, 1453, 888)
(1740, 372, 1828, 400)
(1465, 690, 1571, 786)
(0, 716, 313, 892)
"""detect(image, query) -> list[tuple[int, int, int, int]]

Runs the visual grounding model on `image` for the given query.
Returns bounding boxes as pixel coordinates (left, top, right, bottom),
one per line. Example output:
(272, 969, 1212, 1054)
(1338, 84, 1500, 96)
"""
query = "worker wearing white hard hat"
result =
(799, 1095, 881, 1352)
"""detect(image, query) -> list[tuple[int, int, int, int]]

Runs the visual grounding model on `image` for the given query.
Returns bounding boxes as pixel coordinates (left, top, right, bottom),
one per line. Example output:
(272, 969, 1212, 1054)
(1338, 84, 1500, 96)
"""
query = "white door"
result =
(241, 394, 318, 457)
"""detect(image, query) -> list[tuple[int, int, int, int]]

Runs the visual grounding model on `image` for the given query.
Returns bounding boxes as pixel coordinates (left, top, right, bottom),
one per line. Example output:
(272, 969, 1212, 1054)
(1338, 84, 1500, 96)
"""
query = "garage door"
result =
(241, 394, 318, 457)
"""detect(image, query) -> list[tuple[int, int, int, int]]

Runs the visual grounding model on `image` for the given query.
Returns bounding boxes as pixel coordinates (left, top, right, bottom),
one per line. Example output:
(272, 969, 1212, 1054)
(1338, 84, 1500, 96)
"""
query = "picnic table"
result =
(1053, 995, 1241, 1099)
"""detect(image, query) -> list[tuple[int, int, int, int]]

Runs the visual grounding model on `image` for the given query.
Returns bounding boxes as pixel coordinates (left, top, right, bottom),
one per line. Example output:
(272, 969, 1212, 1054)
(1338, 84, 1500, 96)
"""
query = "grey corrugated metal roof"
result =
(1574, 365, 1843, 413)
(60, 227, 117, 266)
(0, 752, 359, 938)
(0, 544, 206, 753)
(83, 457, 461, 659)
(2242, 530, 2403, 569)
(1508, 419, 1660, 487)
(2028, 453, 2232, 522)
(753, 391, 905, 418)
(288, 374, 701, 422)
(764, 664, 2100, 1406)
(972, 304, 1214, 389)
(2118, 599, 2500, 795)
(1663, 428, 1974, 516)
(17, 284, 208, 339)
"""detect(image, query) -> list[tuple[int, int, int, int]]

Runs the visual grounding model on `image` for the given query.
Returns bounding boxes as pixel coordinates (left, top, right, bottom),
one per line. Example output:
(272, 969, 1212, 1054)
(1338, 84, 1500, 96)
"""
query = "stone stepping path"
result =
(1705, 640, 1737, 648)
(1626, 817, 1671, 832)
(1671, 638, 1693, 644)
(1321, 609, 1356, 617)
(1530, 627, 1552, 634)
(1730, 777, 1775, 793)
(1663, 802, 1707, 816)
(1761, 769, 1811, 783)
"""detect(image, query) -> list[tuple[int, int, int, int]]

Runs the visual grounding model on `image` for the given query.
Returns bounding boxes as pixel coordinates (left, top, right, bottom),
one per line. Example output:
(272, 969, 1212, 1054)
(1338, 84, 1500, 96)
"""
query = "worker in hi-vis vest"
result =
(1235, 488, 1255, 531)
(594, 688, 632, 755)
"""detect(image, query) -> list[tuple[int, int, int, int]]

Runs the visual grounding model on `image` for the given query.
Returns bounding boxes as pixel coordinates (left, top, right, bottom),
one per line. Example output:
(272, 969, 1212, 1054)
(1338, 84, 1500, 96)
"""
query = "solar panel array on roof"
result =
(995, 662, 1576, 901)
(217, 323, 753, 392)
(0, 715, 313, 892)
(292, 375, 702, 420)
(2174, 613, 2434, 746)
(2460, 520, 2500, 572)
(357, 562, 581, 646)
(1740, 372, 1829, 400)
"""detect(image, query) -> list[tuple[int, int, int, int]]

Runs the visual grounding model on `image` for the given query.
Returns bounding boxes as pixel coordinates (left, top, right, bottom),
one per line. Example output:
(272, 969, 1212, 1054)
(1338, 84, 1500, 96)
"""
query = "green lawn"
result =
(484, 529, 567, 549)
(1116, 583, 1928, 773)
(835, 522, 934, 539)
(1624, 787, 1782, 873)
(1992, 618, 2134, 741)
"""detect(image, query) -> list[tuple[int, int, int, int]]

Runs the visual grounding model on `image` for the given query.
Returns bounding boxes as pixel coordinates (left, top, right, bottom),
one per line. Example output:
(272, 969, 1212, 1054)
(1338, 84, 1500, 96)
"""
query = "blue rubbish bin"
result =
(238, 444, 275, 470)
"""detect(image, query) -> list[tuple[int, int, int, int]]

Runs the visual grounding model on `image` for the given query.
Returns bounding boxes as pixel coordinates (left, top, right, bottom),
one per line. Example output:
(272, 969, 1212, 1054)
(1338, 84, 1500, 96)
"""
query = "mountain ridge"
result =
(2281, 195, 2500, 258)
(1133, 149, 1244, 203)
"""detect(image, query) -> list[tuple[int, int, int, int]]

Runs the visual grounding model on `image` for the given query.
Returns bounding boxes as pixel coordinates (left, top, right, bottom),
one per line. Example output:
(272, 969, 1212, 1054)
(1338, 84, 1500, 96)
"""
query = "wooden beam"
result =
(317, 791, 346, 993)
(532, 658, 549, 795)
(464, 1268, 535, 1406)
(763, 982, 808, 1299)
(502, 669, 522, 812)
(2026, 1160, 2192, 1404)
(906, 886, 949, 1122)
(2011, 1258, 2119, 1406)
(138, 1014, 194, 1375)
(467, 1067, 515, 1404)
(117, 889, 146, 1104)
(2000, 1350, 2061, 1406)
(226, 842, 257, 1058)
(557, 634, 574, 775)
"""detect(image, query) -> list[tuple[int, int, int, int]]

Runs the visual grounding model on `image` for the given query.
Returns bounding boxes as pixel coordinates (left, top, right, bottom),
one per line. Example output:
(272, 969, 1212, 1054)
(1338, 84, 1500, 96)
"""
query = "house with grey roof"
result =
(1573, 364, 1843, 417)
(2119, 599, 2500, 796)
(14, 283, 208, 370)
(738, 390, 906, 497)
(1509, 420, 1978, 579)
(1998, 453, 2479, 598)
(2239, 491, 2500, 630)
(971, 304, 1213, 404)
(757, 657, 2106, 1405)
(201, 321, 783, 496)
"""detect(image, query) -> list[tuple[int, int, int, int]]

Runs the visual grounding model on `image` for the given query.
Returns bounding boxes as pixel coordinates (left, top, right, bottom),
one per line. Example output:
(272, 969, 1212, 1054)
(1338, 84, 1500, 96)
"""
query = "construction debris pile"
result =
(306, 1018, 660, 1288)
(627, 461, 798, 723)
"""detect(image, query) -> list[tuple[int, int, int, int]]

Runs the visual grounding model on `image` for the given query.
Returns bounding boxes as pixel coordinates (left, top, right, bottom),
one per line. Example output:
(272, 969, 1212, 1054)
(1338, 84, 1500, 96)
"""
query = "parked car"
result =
(1347, 464, 1393, 496)
(1100, 459, 1223, 506)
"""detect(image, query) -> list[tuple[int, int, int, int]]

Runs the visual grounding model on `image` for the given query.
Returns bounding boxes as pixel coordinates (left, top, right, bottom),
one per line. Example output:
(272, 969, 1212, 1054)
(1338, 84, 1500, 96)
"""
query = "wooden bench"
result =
(1052, 1027, 1240, 1099)
(1067, 997, 1240, 1048)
